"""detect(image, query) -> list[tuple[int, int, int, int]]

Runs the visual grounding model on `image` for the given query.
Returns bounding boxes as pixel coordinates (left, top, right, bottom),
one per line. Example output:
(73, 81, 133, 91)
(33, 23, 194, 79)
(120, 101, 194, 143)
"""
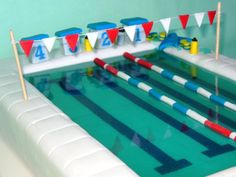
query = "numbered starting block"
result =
(55, 27, 82, 56)
(87, 21, 117, 49)
(120, 17, 148, 44)
(22, 34, 49, 64)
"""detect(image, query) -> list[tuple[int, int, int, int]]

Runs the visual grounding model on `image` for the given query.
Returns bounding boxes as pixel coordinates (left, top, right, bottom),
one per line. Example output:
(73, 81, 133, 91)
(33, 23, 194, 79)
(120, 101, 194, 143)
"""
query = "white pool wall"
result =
(0, 59, 138, 177)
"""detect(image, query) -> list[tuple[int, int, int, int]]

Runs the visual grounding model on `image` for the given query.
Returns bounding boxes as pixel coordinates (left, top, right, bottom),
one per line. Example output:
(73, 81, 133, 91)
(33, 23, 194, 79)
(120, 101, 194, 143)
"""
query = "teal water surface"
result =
(26, 51, 236, 177)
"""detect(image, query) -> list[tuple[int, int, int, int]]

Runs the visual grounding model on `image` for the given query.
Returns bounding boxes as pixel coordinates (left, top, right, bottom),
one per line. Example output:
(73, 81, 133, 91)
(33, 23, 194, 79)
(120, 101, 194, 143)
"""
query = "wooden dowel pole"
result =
(10, 30, 28, 101)
(215, 2, 221, 60)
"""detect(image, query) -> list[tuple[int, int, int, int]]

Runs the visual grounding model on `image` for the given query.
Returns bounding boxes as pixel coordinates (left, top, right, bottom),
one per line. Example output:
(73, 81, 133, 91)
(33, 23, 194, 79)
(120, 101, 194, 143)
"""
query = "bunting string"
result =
(16, 9, 219, 57)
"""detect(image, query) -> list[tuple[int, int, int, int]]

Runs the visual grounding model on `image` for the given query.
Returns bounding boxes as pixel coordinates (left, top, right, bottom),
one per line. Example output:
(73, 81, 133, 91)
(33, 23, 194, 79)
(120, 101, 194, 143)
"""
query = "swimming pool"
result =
(26, 50, 236, 177)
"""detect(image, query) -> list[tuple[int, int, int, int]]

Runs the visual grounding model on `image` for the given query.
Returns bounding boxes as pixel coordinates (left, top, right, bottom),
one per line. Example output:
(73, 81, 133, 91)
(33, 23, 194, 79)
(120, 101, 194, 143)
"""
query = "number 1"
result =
(135, 28, 141, 42)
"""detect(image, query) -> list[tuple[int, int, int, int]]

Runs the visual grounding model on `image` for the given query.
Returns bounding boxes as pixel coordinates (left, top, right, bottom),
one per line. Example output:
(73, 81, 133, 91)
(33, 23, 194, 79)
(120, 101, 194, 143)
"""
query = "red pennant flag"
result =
(65, 34, 79, 52)
(19, 40, 34, 57)
(142, 21, 154, 37)
(106, 28, 119, 44)
(179, 14, 190, 29)
(208, 10, 216, 25)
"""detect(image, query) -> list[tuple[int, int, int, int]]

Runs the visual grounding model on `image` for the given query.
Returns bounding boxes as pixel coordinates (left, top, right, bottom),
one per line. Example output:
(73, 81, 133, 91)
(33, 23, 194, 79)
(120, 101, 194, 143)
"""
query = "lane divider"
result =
(94, 58, 236, 142)
(123, 52, 236, 112)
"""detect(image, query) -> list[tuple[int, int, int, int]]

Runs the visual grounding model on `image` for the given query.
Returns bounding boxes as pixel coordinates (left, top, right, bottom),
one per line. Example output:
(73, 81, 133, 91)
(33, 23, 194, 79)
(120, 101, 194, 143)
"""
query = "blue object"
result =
(101, 32, 111, 46)
(173, 103, 188, 114)
(35, 45, 46, 60)
(161, 70, 175, 80)
(55, 27, 82, 37)
(158, 33, 179, 50)
(120, 17, 148, 26)
(210, 95, 226, 106)
(128, 78, 140, 87)
(158, 33, 191, 50)
(148, 89, 162, 100)
(184, 81, 199, 92)
(22, 34, 49, 40)
(87, 22, 117, 30)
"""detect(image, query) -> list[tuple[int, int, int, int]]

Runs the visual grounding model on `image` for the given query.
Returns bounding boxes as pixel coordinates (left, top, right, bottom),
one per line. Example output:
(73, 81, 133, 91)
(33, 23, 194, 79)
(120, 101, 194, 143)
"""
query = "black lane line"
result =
(93, 69, 235, 158)
(59, 80, 192, 175)
(156, 53, 236, 99)
(124, 63, 236, 129)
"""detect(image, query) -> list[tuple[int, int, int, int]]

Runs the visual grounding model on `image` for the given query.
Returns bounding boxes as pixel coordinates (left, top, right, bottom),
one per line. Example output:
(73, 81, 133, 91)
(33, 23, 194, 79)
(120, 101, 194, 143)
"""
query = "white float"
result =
(207, 167, 236, 177)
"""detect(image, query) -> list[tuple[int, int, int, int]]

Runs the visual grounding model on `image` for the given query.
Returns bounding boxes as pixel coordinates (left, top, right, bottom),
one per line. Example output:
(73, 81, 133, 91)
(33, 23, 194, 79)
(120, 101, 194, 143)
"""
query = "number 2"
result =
(101, 32, 110, 46)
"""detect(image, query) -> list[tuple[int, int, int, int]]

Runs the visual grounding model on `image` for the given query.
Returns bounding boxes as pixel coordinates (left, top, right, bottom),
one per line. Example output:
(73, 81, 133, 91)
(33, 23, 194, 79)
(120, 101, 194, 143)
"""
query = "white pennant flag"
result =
(194, 12, 205, 27)
(42, 37, 56, 53)
(160, 18, 171, 33)
(86, 32, 98, 48)
(124, 25, 136, 42)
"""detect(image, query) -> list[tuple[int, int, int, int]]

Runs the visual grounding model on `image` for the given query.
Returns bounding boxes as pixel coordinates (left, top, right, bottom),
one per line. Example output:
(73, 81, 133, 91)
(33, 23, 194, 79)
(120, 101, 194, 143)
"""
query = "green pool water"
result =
(26, 50, 236, 177)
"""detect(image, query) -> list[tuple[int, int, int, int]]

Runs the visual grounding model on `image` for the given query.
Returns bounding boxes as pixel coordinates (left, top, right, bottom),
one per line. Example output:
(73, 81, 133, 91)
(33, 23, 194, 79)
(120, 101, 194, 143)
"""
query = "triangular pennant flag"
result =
(42, 37, 56, 53)
(86, 32, 98, 48)
(124, 25, 136, 42)
(208, 10, 216, 25)
(194, 12, 205, 27)
(160, 18, 171, 33)
(142, 21, 154, 37)
(179, 14, 190, 29)
(106, 28, 119, 44)
(65, 34, 79, 52)
(19, 40, 34, 57)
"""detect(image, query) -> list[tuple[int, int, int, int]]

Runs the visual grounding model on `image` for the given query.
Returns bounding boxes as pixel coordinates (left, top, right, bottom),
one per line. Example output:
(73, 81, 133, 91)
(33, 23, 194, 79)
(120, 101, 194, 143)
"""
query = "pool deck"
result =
(163, 46, 236, 83)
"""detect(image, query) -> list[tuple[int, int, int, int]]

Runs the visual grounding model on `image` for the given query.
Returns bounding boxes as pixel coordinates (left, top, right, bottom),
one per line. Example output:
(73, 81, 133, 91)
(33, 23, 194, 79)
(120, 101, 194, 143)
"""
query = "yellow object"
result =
(147, 33, 158, 41)
(84, 37, 93, 52)
(160, 32, 166, 38)
(190, 66, 197, 78)
(159, 32, 166, 41)
(87, 67, 94, 76)
(183, 42, 190, 47)
(180, 39, 187, 47)
(183, 41, 191, 50)
(190, 38, 199, 55)
(146, 37, 152, 41)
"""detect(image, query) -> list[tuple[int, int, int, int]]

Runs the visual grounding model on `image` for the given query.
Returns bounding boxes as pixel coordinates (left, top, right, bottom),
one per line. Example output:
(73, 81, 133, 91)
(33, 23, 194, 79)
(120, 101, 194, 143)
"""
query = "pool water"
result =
(26, 51, 236, 177)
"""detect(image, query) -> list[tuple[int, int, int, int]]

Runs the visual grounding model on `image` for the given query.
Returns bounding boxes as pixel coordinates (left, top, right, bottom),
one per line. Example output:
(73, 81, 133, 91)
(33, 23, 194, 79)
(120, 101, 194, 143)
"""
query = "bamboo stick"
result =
(215, 2, 221, 60)
(10, 30, 28, 101)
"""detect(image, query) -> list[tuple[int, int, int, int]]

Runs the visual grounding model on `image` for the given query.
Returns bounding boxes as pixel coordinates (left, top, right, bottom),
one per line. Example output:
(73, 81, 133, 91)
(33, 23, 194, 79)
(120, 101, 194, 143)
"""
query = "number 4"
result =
(35, 45, 46, 60)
